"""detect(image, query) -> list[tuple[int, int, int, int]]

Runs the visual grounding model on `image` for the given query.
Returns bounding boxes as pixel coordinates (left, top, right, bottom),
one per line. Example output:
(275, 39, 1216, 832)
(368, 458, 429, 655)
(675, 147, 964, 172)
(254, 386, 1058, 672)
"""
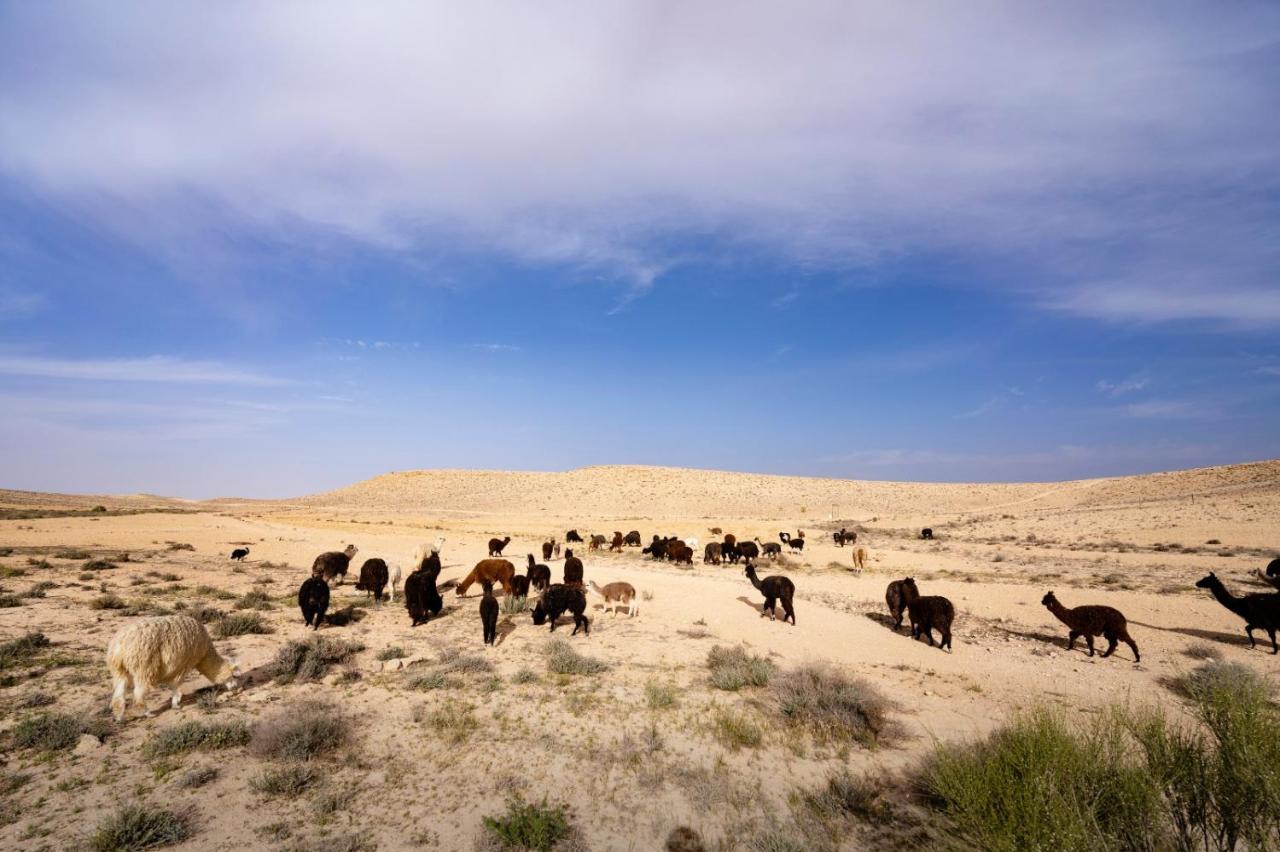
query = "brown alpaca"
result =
(589, 580, 638, 616)
(488, 536, 511, 557)
(589, 534, 608, 551)
(563, 549, 584, 586)
(885, 577, 918, 631)
(1041, 592, 1139, 662)
(609, 532, 624, 552)
(541, 538, 555, 561)
(455, 559, 515, 596)
(851, 546, 867, 572)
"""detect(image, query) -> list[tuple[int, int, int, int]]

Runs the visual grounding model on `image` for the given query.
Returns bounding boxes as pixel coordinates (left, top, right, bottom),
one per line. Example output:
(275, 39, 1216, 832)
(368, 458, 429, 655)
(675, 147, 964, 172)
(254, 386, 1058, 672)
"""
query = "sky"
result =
(1, 1, 1278, 499)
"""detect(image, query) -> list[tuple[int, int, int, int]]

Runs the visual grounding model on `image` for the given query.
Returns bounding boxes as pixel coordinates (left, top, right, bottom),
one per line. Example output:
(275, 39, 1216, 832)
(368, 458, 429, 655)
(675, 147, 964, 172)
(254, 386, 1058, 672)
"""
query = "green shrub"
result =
(250, 701, 349, 761)
(481, 796, 572, 851)
(213, 612, 273, 637)
(270, 636, 364, 683)
(0, 632, 49, 670)
(89, 803, 191, 851)
(772, 664, 895, 746)
(142, 720, 250, 758)
(706, 645, 773, 690)
(922, 708, 1162, 852)
(545, 639, 608, 675)
(501, 594, 528, 615)
(250, 764, 323, 799)
(233, 589, 272, 610)
(376, 646, 407, 661)
(90, 593, 128, 610)
(511, 668, 539, 685)
(11, 711, 111, 752)
(416, 698, 475, 744)
(714, 712, 763, 750)
(409, 673, 452, 691)
(645, 681, 677, 709)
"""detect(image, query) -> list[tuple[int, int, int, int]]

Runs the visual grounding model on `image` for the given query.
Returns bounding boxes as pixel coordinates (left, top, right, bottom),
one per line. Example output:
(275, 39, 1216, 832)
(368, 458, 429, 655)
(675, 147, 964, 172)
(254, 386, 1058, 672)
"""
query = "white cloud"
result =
(467, 343, 522, 353)
(1122, 399, 1220, 420)
(0, 355, 288, 385)
(1096, 373, 1149, 397)
(0, 3, 1276, 319)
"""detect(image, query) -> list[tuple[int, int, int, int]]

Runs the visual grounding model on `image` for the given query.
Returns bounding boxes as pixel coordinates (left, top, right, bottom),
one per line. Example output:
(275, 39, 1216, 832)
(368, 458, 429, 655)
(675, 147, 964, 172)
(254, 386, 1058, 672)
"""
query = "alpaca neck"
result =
(1046, 599, 1074, 626)
(746, 571, 763, 591)
(1206, 579, 1246, 616)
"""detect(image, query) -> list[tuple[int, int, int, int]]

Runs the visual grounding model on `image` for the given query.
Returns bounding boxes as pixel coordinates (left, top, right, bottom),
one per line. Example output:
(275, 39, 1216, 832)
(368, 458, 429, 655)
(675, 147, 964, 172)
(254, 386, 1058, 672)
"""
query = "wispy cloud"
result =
(0, 287, 46, 318)
(0, 355, 288, 386)
(1122, 399, 1221, 420)
(1096, 372, 1149, 397)
(954, 396, 1004, 420)
(467, 343, 522, 354)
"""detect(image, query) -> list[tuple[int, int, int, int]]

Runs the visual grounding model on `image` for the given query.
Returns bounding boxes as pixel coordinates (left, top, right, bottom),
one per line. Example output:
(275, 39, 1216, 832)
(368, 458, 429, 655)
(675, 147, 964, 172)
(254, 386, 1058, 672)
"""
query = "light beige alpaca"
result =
(589, 580, 638, 617)
(852, 547, 867, 572)
(107, 615, 239, 722)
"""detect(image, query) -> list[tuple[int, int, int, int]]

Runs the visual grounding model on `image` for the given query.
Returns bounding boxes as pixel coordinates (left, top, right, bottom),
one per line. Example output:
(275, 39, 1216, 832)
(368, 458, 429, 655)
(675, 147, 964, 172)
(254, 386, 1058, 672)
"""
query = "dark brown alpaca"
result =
(562, 549, 584, 586)
(885, 577, 918, 631)
(1041, 591, 1139, 662)
(525, 554, 551, 592)
(609, 531, 624, 552)
(488, 536, 511, 557)
(541, 539, 555, 561)
(479, 581, 499, 646)
(744, 562, 795, 625)
(907, 595, 953, 650)
(1196, 572, 1280, 653)
(311, 544, 358, 584)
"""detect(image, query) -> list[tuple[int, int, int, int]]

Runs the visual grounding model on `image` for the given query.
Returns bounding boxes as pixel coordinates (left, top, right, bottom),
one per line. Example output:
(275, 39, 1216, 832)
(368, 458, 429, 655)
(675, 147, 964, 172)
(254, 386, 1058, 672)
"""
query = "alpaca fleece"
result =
(479, 582, 499, 646)
(562, 551, 584, 586)
(532, 583, 590, 635)
(456, 559, 516, 596)
(624, 530, 642, 547)
(589, 580, 638, 616)
(885, 577, 918, 631)
(488, 536, 511, 557)
(1041, 592, 1139, 661)
(405, 551, 443, 627)
(298, 576, 330, 630)
(745, 563, 796, 625)
(703, 542, 722, 564)
(525, 554, 551, 592)
(907, 595, 954, 650)
(107, 614, 237, 721)
(312, 544, 357, 583)
(509, 574, 531, 598)
(355, 558, 389, 601)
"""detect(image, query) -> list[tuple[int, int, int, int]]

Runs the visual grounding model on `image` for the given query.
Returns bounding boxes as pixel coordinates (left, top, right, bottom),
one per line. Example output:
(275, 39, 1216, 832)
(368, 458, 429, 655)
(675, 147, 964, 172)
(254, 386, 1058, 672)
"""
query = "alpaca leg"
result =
(1084, 635, 1095, 657)
(1245, 625, 1257, 648)
(942, 628, 951, 650)
(1125, 638, 1141, 663)
(1067, 631, 1077, 651)
(924, 627, 935, 647)
(170, 680, 184, 709)
(134, 681, 152, 717)
(111, 675, 129, 722)
(1268, 629, 1277, 654)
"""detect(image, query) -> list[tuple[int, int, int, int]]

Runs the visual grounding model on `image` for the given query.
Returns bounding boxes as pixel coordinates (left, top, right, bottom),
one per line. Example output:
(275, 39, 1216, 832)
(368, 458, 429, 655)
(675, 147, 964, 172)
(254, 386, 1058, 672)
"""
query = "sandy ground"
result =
(1, 462, 1278, 850)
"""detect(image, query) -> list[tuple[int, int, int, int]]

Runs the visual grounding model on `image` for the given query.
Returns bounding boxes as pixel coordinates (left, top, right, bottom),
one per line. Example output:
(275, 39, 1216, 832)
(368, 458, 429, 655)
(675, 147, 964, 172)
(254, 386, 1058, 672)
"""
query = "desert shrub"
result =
(285, 833, 375, 852)
(26, 558, 53, 570)
(22, 580, 56, 598)
(90, 593, 128, 610)
(501, 594, 529, 615)
(438, 649, 493, 675)
(376, 646, 407, 661)
(176, 600, 224, 624)
(706, 645, 773, 690)
(11, 711, 111, 752)
(250, 701, 349, 761)
(1131, 663, 1280, 851)
(713, 712, 763, 750)
(173, 766, 218, 789)
(1182, 643, 1223, 661)
(545, 639, 608, 675)
(409, 672, 453, 691)
(55, 549, 92, 560)
(82, 559, 117, 572)
(645, 681, 678, 709)
(921, 708, 1162, 852)
(89, 803, 191, 851)
(802, 768, 895, 826)
(213, 612, 273, 637)
(511, 668, 539, 685)
(772, 664, 895, 747)
(233, 589, 272, 610)
(417, 698, 475, 744)
(481, 796, 572, 851)
(16, 690, 54, 708)
(165, 542, 194, 552)
(0, 632, 49, 670)
(270, 636, 363, 683)
(0, 594, 21, 608)
(251, 764, 323, 799)
(142, 719, 250, 758)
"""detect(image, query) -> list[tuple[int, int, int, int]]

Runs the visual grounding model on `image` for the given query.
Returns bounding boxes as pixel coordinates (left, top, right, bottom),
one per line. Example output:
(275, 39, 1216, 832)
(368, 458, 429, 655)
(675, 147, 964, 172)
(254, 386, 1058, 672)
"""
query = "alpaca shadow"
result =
(993, 625, 1070, 647)
(863, 612, 897, 631)
(1128, 620, 1252, 648)
(736, 595, 764, 615)
(494, 618, 518, 647)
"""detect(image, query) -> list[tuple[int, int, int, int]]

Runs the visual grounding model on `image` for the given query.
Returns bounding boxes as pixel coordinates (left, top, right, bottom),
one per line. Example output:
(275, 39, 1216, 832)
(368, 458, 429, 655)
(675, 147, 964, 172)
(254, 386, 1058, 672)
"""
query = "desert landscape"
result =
(1, 461, 1277, 851)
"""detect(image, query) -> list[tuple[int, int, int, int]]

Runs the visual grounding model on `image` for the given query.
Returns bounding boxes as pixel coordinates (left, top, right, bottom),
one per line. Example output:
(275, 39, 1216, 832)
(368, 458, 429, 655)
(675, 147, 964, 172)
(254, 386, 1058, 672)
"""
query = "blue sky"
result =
(1, 2, 1278, 498)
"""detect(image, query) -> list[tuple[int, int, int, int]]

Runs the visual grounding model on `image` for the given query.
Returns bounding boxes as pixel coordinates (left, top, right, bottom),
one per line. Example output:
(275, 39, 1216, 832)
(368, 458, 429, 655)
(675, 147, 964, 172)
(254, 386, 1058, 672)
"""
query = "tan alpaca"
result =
(107, 615, 238, 721)
(589, 580, 638, 617)
(852, 547, 867, 572)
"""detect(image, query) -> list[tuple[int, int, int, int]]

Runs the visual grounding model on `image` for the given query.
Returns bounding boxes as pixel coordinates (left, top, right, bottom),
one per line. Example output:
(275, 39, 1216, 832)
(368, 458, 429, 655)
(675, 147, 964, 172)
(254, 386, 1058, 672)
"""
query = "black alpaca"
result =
(488, 536, 511, 557)
(1196, 572, 1280, 653)
(230, 547, 250, 561)
(405, 550, 443, 627)
(744, 562, 795, 625)
(563, 549, 584, 585)
(479, 580, 499, 646)
(526, 554, 551, 592)
(355, 558, 389, 602)
(298, 576, 330, 630)
(532, 583, 590, 635)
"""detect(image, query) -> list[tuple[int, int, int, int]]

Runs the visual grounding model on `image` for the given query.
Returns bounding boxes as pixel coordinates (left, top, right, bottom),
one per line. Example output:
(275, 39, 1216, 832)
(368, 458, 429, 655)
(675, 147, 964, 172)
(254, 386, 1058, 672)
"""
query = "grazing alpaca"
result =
(404, 552, 443, 627)
(737, 541, 760, 562)
(456, 559, 516, 596)
(833, 528, 856, 547)
(510, 574, 530, 598)
(609, 532, 624, 552)
(532, 584, 590, 635)
(589, 534, 608, 551)
(851, 547, 867, 572)
(779, 532, 805, 551)
(563, 550, 584, 586)
(488, 536, 511, 557)
(624, 530, 642, 547)
(755, 539, 782, 559)
(703, 542, 722, 564)
(566, 530, 583, 543)
(590, 580, 638, 616)
(526, 554, 552, 592)
(907, 595, 954, 650)
(1195, 572, 1280, 653)
(107, 615, 239, 721)
(1041, 591, 1140, 662)
(479, 581, 499, 646)
(229, 547, 250, 561)
(541, 539, 555, 561)
(553, 542, 562, 559)
(920, 528, 934, 540)
(709, 527, 723, 535)
(355, 558, 389, 602)
(744, 562, 796, 625)
(298, 576, 330, 629)
(312, 544, 358, 584)
(885, 578, 918, 631)
(670, 544, 694, 565)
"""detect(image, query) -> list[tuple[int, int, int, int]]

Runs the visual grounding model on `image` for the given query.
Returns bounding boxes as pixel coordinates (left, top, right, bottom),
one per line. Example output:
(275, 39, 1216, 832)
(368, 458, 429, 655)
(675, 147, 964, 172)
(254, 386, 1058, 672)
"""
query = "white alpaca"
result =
(107, 615, 239, 722)
(686, 537, 699, 550)
(398, 537, 446, 602)
(589, 581, 639, 617)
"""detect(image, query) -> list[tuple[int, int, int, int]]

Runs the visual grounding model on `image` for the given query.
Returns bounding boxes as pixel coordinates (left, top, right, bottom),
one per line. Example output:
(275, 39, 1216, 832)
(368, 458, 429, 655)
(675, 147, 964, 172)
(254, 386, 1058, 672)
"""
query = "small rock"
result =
(366, 770, 387, 786)
(380, 659, 404, 673)
(74, 734, 103, 756)
(322, 672, 344, 686)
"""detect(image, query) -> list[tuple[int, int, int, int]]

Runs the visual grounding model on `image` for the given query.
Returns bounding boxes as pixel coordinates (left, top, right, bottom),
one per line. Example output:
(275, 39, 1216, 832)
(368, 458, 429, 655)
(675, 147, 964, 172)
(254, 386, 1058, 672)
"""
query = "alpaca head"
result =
(481, 580, 494, 596)
(1041, 591, 1059, 608)
(1195, 573, 1218, 589)
(902, 578, 918, 596)
(743, 562, 757, 579)
(344, 544, 358, 558)
(565, 549, 574, 559)
(531, 599, 548, 625)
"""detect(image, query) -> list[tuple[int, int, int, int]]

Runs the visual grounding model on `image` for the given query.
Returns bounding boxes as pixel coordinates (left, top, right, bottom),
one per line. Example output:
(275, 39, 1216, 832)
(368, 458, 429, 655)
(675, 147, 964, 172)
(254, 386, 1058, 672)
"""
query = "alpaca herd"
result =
(101, 527, 1279, 722)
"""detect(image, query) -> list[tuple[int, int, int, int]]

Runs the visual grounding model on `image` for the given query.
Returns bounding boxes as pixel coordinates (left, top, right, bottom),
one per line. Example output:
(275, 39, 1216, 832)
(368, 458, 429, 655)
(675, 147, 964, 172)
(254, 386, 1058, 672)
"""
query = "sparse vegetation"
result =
(233, 589, 272, 610)
(376, 646, 408, 661)
(11, 711, 111, 752)
(713, 711, 763, 750)
(173, 766, 218, 789)
(90, 593, 128, 610)
(416, 698, 476, 744)
(89, 803, 192, 851)
(545, 638, 609, 675)
(645, 681, 677, 709)
(270, 636, 364, 683)
(165, 542, 194, 552)
(706, 645, 773, 691)
(501, 594, 528, 614)
(213, 611, 273, 637)
(250, 701, 350, 761)
(481, 796, 573, 851)
(82, 558, 118, 572)
(142, 719, 250, 759)
(251, 764, 323, 799)
(0, 631, 49, 670)
(772, 664, 895, 747)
